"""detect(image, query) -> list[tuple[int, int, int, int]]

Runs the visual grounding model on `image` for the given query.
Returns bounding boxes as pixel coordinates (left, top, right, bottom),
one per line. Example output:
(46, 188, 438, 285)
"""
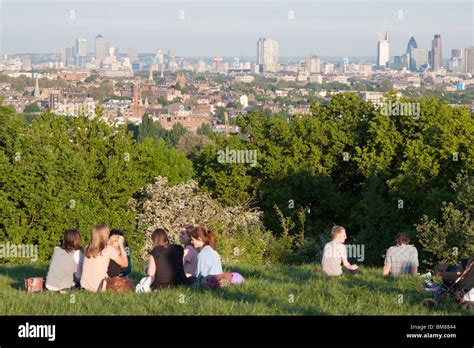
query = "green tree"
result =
(192, 135, 256, 206)
(0, 108, 194, 262)
(196, 123, 213, 137)
(137, 114, 166, 142)
(416, 173, 473, 266)
(23, 102, 40, 113)
(164, 123, 188, 147)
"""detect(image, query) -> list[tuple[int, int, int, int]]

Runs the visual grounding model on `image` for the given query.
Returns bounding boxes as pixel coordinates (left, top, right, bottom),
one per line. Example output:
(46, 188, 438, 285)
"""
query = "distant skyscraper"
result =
(75, 38, 87, 68)
(213, 56, 224, 72)
(430, 34, 442, 72)
(155, 49, 164, 66)
(167, 50, 176, 69)
(75, 39, 87, 57)
(463, 46, 474, 74)
(128, 48, 139, 63)
(94, 34, 110, 64)
(307, 55, 321, 74)
(109, 47, 119, 58)
(406, 36, 418, 71)
(257, 38, 279, 72)
(393, 55, 409, 70)
(62, 47, 73, 67)
(449, 49, 463, 72)
(377, 32, 390, 68)
(410, 48, 429, 71)
(406, 36, 418, 54)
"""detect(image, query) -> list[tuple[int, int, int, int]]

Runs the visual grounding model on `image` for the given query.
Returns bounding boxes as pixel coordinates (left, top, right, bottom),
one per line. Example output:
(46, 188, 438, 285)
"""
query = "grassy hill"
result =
(0, 262, 471, 316)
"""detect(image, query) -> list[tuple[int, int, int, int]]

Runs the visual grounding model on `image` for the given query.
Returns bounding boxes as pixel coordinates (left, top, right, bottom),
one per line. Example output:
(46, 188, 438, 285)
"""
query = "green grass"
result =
(0, 262, 471, 315)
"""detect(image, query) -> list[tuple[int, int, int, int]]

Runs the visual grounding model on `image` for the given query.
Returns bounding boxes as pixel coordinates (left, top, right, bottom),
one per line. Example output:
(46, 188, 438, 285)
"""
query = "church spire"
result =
(148, 68, 153, 82)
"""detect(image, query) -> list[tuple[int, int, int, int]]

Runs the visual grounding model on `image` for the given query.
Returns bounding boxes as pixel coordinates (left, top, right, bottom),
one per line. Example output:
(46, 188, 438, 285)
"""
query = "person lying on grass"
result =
(146, 228, 189, 290)
(80, 224, 128, 292)
(45, 229, 83, 291)
(179, 224, 198, 278)
(321, 225, 358, 276)
(107, 229, 132, 278)
(383, 232, 418, 277)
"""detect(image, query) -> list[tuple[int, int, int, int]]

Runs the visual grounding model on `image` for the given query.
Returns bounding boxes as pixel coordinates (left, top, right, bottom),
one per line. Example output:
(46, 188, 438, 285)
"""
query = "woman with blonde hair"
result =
(80, 224, 128, 292)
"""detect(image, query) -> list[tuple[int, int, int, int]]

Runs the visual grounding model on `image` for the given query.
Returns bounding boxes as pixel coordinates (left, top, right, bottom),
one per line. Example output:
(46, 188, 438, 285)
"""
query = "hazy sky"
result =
(1, 0, 472, 57)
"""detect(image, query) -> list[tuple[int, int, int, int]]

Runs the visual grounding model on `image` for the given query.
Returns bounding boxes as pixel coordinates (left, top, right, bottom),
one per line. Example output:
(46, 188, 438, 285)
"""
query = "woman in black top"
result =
(147, 228, 188, 290)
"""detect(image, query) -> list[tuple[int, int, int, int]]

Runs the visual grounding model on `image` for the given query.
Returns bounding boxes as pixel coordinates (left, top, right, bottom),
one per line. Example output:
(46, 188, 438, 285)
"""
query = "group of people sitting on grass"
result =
(45, 224, 244, 293)
(44, 222, 472, 304)
(322, 225, 474, 306)
(321, 225, 419, 277)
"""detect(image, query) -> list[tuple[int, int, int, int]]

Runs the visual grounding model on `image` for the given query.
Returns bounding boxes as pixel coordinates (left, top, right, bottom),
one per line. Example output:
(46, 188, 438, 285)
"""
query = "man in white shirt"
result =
(321, 226, 358, 276)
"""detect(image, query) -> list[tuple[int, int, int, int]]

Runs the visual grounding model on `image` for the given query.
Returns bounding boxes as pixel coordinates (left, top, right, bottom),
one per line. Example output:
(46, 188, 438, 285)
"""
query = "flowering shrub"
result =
(134, 176, 263, 259)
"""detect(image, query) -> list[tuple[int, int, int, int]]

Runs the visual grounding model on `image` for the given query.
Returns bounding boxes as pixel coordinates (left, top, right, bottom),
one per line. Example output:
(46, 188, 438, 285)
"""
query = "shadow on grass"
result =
(338, 271, 470, 315)
(0, 263, 48, 290)
(214, 286, 328, 315)
(225, 264, 316, 285)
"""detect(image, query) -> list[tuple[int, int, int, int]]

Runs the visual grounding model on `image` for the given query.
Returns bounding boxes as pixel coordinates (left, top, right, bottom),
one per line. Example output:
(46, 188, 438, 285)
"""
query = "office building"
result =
(463, 46, 474, 74)
(410, 48, 429, 71)
(128, 48, 139, 63)
(75, 38, 87, 68)
(94, 34, 109, 64)
(257, 38, 279, 72)
(307, 55, 321, 74)
(430, 34, 442, 72)
(377, 31, 390, 68)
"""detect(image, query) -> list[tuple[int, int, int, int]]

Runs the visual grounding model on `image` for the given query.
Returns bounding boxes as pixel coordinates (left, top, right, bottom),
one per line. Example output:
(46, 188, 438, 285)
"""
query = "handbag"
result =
(25, 277, 45, 292)
(105, 276, 135, 292)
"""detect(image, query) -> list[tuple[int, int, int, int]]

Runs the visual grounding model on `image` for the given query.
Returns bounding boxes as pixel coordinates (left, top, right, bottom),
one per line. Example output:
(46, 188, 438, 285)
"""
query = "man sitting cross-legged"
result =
(321, 225, 358, 276)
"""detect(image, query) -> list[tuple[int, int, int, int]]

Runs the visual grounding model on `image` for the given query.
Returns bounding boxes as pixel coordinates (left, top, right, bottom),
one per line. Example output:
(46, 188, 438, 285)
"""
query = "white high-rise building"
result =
(155, 49, 164, 65)
(307, 55, 321, 74)
(257, 38, 279, 72)
(94, 34, 109, 63)
(377, 32, 390, 68)
(75, 39, 87, 57)
(167, 50, 176, 69)
(128, 48, 139, 63)
(109, 47, 119, 58)
(75, 38, 87, 68)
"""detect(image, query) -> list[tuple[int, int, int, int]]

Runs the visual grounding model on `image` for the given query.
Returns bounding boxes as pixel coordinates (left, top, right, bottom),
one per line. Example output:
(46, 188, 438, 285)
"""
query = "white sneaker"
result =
(421, 272, 432, 278)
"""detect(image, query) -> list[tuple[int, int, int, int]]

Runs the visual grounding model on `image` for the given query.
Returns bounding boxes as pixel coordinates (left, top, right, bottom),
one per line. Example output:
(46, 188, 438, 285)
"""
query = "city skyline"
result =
(1, 0, 472, 57)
